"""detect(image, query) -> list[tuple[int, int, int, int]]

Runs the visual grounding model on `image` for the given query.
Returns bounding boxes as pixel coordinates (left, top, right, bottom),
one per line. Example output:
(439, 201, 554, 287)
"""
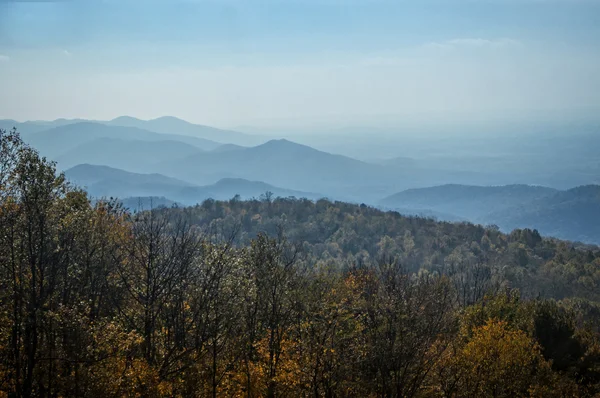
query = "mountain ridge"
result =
(156, 138, 392, 200)
(381, 183, 600, 244)
(65, 164, 322, 205)
(24, 122, 221, 160)
(107, 115, 262, 146)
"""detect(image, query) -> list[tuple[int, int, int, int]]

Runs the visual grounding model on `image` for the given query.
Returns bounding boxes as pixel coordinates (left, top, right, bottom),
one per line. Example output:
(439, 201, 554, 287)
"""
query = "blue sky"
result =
(1, 0, 599, 129)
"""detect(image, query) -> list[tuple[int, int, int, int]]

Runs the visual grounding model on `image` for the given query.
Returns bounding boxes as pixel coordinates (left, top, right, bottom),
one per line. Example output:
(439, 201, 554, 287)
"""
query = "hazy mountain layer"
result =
(156, 138, 398, 200)
(56, 138, 202, 172)
(486, 185, 600, 244)
(65, 164, 321, 205)
(381, 184, 600, 244)
(381, 184, 558, 219)
(24, 122, 222, 161)
(108, 116, 263, 146)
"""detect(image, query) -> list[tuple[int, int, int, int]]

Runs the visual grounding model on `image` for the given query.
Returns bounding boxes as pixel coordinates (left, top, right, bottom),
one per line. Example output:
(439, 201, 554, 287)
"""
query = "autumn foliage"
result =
(2, 128, 600, 397)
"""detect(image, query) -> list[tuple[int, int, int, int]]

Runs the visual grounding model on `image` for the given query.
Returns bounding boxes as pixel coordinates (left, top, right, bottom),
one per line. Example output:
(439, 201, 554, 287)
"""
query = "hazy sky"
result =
(1, 0, 599, 129)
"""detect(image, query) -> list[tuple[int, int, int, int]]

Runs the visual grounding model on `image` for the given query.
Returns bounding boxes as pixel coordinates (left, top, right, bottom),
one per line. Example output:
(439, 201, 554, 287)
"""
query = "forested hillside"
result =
(2, 127, 600, 397)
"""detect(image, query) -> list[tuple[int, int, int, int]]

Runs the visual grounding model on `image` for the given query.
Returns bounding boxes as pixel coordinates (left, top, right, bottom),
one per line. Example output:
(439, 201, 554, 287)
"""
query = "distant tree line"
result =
(1, 127, 600, 397)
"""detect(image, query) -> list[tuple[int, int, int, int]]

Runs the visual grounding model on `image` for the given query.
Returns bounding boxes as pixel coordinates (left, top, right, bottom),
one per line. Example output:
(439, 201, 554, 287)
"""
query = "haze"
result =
(1, 0, 599, 131)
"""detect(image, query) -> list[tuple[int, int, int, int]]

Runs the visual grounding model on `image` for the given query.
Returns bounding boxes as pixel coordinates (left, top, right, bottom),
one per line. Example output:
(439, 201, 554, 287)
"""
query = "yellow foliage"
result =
(430, 319, 560, 398)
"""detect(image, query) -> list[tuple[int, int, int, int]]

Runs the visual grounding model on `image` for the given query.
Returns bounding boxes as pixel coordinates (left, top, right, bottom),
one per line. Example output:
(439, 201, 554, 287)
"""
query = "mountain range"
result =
(381, 184, 600, 244)
(65, 164, 322, 206)
(106, 116, 263, 146)
(1, 116, 263, 148)
(23, 122, 222, 158)
(485, 185, 600, 244)
(2, 115, 599, 244)
(55, 137, 202, 172)
(155, 138, 398, 198)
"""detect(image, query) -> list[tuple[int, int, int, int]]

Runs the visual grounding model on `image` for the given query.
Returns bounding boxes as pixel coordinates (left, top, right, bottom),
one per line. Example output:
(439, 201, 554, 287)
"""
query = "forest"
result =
(2, 126, 600, 397)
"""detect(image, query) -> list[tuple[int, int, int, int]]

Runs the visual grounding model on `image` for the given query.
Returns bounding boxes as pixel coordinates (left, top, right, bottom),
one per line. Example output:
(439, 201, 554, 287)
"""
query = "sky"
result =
(0, 0, 599, 130)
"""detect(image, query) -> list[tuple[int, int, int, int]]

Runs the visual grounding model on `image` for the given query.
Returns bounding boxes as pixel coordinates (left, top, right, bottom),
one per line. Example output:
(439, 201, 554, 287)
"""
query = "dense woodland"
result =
(2, 127, 600, 397)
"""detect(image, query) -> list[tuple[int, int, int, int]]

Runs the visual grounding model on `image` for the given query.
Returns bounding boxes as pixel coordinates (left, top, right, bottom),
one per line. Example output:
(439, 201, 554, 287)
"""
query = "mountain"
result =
(55, 137, 202, 172)
(1, 118, 91, 136)
(0, 120, 21, 131)
(1, 120, 54, 136)
(381, 184, 600, 244)
(108, 116, 262, 146)
(3, 116, 259, 147)
(24, 122, 221, 159)
(177, 178, 321, 203)
(486, 185, 600, 244)
(381, 184, 558, 221)
(65, 164, 321, 205)
(157, 139, 393, 200)
(65, 164, 192, 199)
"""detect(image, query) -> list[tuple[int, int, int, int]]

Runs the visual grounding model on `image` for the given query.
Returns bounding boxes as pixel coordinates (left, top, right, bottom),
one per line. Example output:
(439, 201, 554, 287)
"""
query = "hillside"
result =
(160, 196, 600, 296)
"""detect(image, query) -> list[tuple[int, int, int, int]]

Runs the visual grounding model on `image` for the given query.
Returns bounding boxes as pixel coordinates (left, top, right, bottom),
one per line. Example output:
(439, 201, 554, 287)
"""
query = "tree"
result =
(115, 206, 201, 390)
(359, 261, 455, 397)
(0, 134, 69, 396)
(238, 232, 302, 398)
(433, 319, 558, 398)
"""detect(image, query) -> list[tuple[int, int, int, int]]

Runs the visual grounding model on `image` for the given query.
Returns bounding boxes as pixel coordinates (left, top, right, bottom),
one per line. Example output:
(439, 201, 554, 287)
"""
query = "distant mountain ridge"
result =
(381, 184, 558, 219)
(55, 137, 203, 172)
(107, 116, 262, 146)
(65, 164, 322, 205)
(381, 184, 600, 244)
(66, 164, 191, 187)
(486, 185, 600, 243)
(1, 116, 260, 148)
(23, 122, 221, 161)
(4, 117, 598, 243)
(156, 138, 394, 200)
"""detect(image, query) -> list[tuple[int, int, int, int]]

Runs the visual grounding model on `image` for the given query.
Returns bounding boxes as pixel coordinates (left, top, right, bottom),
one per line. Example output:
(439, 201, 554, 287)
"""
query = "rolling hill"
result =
(485, 185, 600, 243)
(381, 184, 558, 220)
(176, 178, 321, 204)
(23, 122, 222, 160)
(156, 139, 395, 200)
(65, 164, 192, 200)
(380, 184, 600, 244)
(0, 118, 87, 136)
(65, 164, 321, 205)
